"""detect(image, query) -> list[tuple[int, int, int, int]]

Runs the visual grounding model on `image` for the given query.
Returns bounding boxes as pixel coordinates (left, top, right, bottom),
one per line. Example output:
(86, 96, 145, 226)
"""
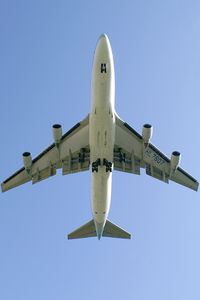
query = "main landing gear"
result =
(92, 159, 101, 172)
(92, 158, 112, 172)
(103, 159, 112, 172)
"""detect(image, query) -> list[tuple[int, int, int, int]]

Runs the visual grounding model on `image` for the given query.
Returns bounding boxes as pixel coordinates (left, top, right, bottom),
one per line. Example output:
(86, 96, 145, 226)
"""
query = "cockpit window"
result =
(101, 63, 107, 73)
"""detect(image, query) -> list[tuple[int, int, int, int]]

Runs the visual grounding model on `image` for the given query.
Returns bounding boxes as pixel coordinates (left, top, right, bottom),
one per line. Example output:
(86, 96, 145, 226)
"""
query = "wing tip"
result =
(194, 182, 199, 192)
(1, 183, 6, 193)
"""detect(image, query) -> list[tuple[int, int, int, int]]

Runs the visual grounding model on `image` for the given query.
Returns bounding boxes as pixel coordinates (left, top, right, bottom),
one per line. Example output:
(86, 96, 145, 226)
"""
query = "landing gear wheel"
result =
(103, 158, 112, 172)
(92, 158, 101, 172)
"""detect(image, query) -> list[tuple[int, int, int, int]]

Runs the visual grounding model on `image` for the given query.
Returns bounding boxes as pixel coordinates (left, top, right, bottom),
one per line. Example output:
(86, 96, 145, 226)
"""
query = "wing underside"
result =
(1, 113, 199, 192)
(1, 115, 90, 192)
(114, 114, 198, 191)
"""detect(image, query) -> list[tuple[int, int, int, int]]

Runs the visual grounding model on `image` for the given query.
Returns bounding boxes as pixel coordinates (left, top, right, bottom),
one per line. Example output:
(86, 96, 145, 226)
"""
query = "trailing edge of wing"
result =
(114, 114, 199, 192)
(1, 115, 90, 192)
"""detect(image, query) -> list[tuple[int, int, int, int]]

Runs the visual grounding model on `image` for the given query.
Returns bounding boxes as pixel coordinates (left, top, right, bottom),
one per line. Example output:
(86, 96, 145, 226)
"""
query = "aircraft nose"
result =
(98, 33, 109, 45)
(96, 33, 110, 55)
(99, 33, 108, 40)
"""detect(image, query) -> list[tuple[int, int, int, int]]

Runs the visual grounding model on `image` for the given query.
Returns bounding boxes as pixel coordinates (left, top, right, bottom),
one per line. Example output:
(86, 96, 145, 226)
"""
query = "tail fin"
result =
(68, 219, 131, 240)
(68, 219, 96, 239)
(103, 219, 131, 239)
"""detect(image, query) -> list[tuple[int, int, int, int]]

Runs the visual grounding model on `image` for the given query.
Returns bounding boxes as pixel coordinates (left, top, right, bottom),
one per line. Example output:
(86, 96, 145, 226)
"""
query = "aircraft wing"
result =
(1, 115, 90, 192)
(114, 114, 199, 191)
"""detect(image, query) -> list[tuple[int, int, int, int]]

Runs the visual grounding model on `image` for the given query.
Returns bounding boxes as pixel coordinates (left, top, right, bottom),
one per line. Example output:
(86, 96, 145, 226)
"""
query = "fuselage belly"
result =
(89, 34, 115, 238)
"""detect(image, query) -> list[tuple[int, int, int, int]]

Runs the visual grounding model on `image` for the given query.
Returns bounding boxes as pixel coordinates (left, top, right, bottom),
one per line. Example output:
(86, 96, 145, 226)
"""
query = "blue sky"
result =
(0, 1, 199, 299)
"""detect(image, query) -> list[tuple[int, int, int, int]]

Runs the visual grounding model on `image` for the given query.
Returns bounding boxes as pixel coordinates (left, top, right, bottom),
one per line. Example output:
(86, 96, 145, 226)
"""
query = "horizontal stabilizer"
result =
(103, 219, 131, 239)
(68, 219, 96, 239)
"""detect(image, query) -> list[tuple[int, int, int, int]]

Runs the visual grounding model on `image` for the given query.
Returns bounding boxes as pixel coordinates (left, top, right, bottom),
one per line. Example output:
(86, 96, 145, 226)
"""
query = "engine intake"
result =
(23, 152, 32, 171)
(142, 124, 153, 144)
(53, 124, 62, 144)
(170, 151, 181, 174)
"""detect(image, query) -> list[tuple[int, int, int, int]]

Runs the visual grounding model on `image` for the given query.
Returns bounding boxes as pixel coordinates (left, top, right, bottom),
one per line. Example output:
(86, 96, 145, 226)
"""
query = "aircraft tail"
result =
(102, 219, 131, 239)
(68, 219, 96, 239)
(68, 219, 131, 239)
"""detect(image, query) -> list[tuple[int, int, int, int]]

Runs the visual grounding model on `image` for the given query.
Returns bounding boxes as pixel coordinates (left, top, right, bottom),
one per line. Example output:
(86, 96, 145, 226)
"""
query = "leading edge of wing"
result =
(177, 166, 198, 186)
(32, 122, 81, 165)
(123, 122, 142, 140)
(123, 121, 170, 163)
(1, 118, 89, 193)
(149, 144, 198, 189)
(115, 114, 199, 191)
(2, 123, 81, 184)
(148, 143, 198, 188)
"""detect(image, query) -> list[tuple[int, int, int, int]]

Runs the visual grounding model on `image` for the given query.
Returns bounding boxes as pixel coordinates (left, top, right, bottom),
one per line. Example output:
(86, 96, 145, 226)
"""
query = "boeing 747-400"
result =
(1, 34, 199, 239)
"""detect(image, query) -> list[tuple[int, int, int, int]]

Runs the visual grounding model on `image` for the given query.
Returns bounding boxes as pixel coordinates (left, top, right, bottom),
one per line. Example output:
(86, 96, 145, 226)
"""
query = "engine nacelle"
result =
(53, 124, 62, 144)
(170, 151, 181, 173)
(23, 152, 32, 171)
(142, 124, 153, 144)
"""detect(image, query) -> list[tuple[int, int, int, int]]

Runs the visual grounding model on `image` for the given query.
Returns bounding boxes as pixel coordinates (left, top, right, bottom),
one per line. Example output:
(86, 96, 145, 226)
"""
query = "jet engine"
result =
(53, 124, 62, 144)
(23, 152, 32, 171)
(170, 151, 181, 173)
(142, 124, 153, 144)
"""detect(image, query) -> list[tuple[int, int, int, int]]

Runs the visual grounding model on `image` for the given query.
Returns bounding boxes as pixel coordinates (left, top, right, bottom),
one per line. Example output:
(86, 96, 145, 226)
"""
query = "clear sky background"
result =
(0, 1, 199, 299)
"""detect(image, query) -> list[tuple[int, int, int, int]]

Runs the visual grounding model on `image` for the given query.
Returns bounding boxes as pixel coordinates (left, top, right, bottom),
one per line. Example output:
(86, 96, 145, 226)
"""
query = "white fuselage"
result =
(89, 34, 115, 238)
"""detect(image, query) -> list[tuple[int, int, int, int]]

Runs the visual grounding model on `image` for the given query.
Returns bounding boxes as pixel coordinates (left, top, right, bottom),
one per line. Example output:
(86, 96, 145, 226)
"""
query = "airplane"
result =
(1, 34, 199, 240)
